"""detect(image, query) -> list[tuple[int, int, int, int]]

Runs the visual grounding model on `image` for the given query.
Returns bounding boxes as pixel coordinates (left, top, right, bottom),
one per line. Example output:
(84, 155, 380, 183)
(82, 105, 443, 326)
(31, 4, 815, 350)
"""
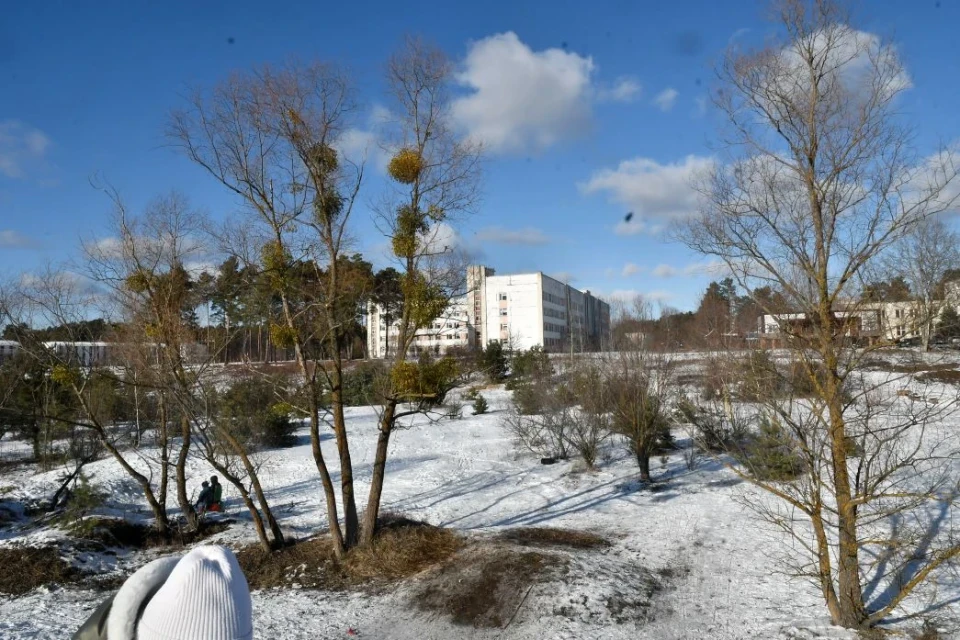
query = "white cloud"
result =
(452, 32, 595, 154)
(645, 290, 676, 303)
(602, 288, 675, 304)
(621, 262, 642, 277)
(475, 226, 549, 245)
(581, 154, 713, 223)
(772, 26, 911, 105)
(905, 145, 960, 214)
(614, 219, 665, 236)
(185, 261, 219, 277)
(91, 236, 124, 258)
(653, 88, 679, 112)
(652, 259, 728, 278)
(0, 230, 36, 248)
(598, 77, 641, 103)
(0, 120, 51, 179)
(336, 105, 393, 172)
(608, 289, 641, 302)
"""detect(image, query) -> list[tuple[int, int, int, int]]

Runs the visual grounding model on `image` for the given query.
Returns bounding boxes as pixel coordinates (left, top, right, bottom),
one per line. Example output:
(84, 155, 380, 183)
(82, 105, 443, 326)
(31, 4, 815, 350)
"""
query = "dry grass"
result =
(0, 546, 79, 595)
(71, 517, 231, 549)
(413, 544, 561, 628)
(342, 516, 463, 582)
(497, 527, 610, 550)
(236, 515, 462, 591)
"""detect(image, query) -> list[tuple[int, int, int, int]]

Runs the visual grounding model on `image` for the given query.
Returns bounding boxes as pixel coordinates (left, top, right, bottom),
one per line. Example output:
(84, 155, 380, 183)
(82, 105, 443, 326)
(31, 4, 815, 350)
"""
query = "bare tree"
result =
(83, 190, 215, 532)
(170, 62, 366, 556)
(605, 300, 675, 482)
(361, 38, 482, 543)
(12, 267, 176, 535)
(682, 0, 960, 629)
(884, 217, 960, 351)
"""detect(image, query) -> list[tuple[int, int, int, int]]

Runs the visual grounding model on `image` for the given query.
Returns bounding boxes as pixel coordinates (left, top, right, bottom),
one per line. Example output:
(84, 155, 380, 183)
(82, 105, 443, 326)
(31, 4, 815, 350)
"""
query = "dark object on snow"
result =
(540, 457, 557, 465)
(209, 475, 223, 511)
(196, 481, 213, 512)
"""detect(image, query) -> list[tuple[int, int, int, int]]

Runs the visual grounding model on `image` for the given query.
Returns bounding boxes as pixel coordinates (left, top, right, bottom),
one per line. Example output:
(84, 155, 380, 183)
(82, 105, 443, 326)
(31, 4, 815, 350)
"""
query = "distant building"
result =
(42, 341, 112, 367)
(471, 269, 610, 352)
(757, 300, 957, 347)
(0, 340, 20, 365)
(367, 298, 474, 359)
(366, 265, 611, 358)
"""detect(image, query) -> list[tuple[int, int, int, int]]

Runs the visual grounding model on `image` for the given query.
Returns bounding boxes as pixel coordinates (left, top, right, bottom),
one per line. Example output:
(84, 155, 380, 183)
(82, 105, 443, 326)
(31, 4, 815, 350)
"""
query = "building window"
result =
(498, 293, 507, 301)
(500, 323, 508, 331)
(500, 309, 508, 316)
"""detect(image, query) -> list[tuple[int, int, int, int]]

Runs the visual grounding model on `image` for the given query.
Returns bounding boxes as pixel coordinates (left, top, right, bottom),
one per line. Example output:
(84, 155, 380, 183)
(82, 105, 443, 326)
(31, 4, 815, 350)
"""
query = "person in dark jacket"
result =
(72, 545, 252, 640)
(195, 481, 212, 514)
(209, 475, 223, 512)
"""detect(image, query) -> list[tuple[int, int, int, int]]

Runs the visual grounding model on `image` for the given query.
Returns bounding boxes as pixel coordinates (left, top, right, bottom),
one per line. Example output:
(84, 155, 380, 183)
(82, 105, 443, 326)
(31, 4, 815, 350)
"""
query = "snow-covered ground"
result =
(1, 375, 958, 638)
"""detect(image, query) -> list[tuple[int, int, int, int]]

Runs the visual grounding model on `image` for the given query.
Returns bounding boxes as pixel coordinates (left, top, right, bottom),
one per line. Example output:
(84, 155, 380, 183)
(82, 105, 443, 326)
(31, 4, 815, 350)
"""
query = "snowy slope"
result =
(0, 383, 954, 639)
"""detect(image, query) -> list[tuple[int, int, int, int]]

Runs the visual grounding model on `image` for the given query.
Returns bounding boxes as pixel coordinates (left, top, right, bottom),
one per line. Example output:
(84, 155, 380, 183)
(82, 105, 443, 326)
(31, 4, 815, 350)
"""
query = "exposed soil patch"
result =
(236, 514, 462, 591)
(0, 546, 80, 595)
(862, 358, 958, 374)
(497, 527, 611, 550)
(916, 369, 960, 385)
(71, 516, 232, 549)
(413, 544, 562, 628)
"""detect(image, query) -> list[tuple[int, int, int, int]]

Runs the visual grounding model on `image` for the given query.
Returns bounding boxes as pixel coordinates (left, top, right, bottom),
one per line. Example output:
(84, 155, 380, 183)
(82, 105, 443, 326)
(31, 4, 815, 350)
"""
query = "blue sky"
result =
(1, 0, 958, 311)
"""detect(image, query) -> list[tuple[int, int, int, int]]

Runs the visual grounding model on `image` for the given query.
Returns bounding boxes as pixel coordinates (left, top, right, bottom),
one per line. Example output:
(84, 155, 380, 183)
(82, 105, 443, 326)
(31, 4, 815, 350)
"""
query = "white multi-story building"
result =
(473, 269, 610, 352)
(42, 341, 112, 367)
(367, 298, 473, 359)
(366, 265, 611, 358)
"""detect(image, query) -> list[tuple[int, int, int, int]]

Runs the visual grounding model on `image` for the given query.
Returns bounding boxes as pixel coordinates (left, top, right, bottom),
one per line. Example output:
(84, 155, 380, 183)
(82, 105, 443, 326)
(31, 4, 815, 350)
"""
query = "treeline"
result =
(611, 278, 790, 350)
(1, 257, 409, 364)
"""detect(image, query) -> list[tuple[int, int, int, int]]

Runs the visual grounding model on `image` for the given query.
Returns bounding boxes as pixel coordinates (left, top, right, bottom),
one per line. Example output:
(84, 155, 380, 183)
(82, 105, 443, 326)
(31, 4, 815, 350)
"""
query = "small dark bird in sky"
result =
(227, 36, 235, 45)
(624, 212, 634, 222)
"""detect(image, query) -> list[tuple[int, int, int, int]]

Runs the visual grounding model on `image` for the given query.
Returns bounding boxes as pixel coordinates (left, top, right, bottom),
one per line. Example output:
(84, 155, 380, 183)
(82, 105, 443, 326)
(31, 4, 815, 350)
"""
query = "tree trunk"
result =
(175, 415, 198, 531)
(637, 450, 651, 482)
(361, 401, 396, 545)
(217, 428, 285, 549)
(237, 442, 284, 546)
(310, 404, 345, 557)
(823, 343, 867, 628)
(811, 507, 843, 624)
(158, 396, 170, 516)
(209, 458, 272, 553)
(331, 379, 359, 547)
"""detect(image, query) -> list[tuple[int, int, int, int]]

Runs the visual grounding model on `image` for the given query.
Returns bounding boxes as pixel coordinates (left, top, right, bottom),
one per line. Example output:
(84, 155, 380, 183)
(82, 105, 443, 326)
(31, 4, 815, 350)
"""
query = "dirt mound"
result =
(237, 515, 462, 591)
(497, 526, 611, 550)
(413, 544, 562, 628)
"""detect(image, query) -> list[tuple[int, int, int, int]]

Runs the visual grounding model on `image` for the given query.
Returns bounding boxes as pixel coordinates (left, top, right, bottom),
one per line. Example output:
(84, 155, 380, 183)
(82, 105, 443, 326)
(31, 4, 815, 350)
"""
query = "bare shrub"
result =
(0, 546, 78, 595)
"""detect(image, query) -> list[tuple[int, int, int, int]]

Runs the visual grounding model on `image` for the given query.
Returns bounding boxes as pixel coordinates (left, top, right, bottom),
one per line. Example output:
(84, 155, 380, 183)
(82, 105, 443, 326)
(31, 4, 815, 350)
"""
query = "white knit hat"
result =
(135, 545, 253, 640)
